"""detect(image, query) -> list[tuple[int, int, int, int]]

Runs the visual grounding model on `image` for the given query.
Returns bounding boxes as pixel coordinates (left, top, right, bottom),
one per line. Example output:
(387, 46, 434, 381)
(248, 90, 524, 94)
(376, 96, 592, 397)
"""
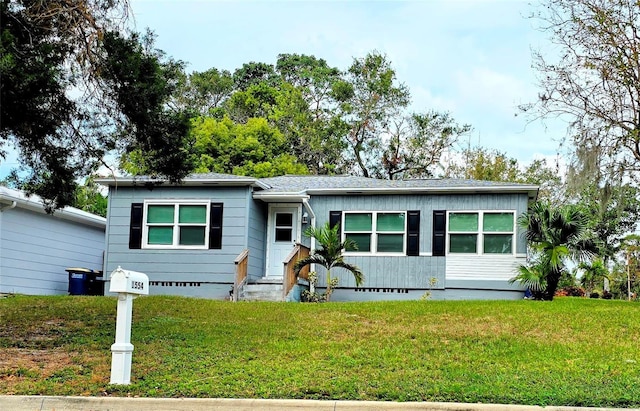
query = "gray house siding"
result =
(246, 191, 267, 282)
(306, 193, 529, 297)
(104, 185, 253, 298)
(0, 207, 104, 295)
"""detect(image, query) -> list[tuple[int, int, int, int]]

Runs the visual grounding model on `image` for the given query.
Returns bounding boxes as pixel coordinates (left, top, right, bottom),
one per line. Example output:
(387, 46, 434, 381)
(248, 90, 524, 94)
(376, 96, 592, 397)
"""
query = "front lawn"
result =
(0, 296, 638, 407)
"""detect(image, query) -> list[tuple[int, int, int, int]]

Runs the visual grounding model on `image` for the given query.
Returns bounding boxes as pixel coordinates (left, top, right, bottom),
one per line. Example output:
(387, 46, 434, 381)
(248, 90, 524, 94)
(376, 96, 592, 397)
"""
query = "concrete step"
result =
(240, 283, 284, 302)
(244, 283, 284, 292)
(241, 290, 284, 302)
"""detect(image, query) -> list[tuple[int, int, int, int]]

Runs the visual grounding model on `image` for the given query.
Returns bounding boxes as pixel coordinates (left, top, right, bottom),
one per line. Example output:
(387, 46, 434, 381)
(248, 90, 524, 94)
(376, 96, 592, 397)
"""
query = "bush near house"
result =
(1, 295, 640, 407)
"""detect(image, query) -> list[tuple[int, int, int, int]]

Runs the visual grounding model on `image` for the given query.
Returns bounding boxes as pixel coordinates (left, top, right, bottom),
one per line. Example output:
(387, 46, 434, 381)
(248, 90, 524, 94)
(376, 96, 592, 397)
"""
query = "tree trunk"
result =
(325, 269, 332, 301)
(544, 269, 561, 301)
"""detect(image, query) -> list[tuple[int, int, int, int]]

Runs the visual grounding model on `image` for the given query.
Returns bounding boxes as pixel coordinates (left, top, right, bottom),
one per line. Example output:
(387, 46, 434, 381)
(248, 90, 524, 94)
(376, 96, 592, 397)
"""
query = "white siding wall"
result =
(445, 254, 526, 281)
(0, 207, 105, 295)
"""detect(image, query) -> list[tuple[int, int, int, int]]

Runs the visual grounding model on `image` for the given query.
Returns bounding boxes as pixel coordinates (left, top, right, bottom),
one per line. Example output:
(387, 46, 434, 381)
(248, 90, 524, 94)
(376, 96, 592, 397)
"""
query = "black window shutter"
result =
(406, 210, 420, 256)
(329, 211, 342, 237)
(432, 210, 446, 256)
(209, 203, 224, 249)
(129, 203, 143, 249)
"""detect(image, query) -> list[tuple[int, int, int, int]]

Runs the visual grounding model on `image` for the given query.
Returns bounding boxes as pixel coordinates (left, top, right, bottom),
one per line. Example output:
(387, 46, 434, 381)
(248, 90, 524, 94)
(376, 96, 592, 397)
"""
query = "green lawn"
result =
(1, 295, 639, 407)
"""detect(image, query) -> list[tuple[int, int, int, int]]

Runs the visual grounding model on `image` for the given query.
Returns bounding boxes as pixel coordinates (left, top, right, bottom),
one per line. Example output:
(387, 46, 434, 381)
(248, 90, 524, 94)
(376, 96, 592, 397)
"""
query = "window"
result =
(274, 212, 293, 242)
(144, 202, 209, 248)
(448, 211, 514, 254)
(343, 212, 406, 254)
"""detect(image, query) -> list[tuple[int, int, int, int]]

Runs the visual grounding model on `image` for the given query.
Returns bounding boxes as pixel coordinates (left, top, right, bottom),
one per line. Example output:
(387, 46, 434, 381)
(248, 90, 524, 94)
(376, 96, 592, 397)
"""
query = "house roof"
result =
(0, 186, 106, 229)
(96, 173, 539, 200)
(255, 175, 539, 200)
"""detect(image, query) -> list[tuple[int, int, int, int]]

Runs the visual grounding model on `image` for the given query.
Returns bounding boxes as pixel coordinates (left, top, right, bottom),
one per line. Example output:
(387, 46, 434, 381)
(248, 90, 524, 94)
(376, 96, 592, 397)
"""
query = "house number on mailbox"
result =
(131, 281, 144, 291)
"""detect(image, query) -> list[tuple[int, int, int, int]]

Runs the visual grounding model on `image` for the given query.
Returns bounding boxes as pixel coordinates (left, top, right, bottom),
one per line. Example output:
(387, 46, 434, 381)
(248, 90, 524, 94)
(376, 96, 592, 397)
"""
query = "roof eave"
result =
(95, 177, 260, 188)
(252, 192, 310, 202)
(305, 185, 539, 196)
(0, 190, 106, 229)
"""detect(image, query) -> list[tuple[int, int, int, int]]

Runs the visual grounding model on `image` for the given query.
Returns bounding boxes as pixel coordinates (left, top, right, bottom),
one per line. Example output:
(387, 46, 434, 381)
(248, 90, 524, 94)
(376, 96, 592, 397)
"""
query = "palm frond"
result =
(299, 222, 365, 286)
(510, 264, 546, 292)
(333, 261, 364, 286)
(294, 254, 328, 276)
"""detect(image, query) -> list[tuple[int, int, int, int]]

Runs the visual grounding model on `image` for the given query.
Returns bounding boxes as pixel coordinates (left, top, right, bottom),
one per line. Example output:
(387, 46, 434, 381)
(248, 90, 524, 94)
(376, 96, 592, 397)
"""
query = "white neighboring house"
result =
(0, 186, 106, 295)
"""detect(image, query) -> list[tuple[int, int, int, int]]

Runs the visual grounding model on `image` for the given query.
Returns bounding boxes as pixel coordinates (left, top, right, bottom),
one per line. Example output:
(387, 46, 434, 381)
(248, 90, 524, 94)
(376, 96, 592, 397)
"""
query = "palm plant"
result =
(514, 201, 596, 300)
(510, 260, 548, 300)
(294, 223, 364, 300)
(578, 258, 609, 296)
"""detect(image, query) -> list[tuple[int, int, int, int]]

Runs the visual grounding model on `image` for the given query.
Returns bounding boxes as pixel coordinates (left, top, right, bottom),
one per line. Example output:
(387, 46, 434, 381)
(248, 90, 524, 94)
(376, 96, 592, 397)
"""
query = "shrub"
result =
(556, 286, 586, 297)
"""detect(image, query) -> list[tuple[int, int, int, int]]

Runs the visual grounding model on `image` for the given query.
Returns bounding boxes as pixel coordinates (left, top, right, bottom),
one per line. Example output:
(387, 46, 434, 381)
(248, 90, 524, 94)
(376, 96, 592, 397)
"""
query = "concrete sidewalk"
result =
(0, 396, 636, 411)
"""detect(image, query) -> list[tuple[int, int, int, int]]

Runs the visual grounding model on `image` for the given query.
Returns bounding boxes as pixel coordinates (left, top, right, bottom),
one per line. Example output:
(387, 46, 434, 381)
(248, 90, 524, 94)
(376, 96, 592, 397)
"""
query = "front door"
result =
(266, 205, 299, 278)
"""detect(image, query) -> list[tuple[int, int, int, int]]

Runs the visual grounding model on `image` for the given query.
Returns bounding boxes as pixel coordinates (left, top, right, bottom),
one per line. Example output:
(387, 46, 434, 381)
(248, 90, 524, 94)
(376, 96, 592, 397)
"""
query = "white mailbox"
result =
(109, 266, 149, 295)
(108, 266, 149, 385)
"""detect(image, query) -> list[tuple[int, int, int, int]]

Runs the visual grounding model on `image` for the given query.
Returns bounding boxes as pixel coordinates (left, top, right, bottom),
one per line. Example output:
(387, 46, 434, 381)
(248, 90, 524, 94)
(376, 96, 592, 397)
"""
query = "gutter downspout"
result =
(302, 198, 316, 293)
(0, 201, 17, 212)
(302, 198, 316, 246)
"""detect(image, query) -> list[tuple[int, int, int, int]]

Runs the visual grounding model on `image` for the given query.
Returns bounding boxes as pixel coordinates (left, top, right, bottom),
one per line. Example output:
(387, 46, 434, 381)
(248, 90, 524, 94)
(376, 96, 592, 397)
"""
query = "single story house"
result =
(96, 173, 538, 301)
(0, 186, 106, 295)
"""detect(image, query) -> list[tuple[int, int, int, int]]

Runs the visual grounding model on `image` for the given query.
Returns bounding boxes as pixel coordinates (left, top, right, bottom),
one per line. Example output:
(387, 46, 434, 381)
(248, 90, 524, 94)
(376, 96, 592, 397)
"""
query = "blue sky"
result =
(0, 0, 566, 179)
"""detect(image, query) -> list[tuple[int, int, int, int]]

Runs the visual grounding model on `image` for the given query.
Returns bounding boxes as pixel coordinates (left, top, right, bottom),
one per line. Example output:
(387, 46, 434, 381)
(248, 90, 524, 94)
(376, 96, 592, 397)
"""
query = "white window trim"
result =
(446, 210, 516, 255)
(142, 200, 210, 250)
(343, 211, 407, 256)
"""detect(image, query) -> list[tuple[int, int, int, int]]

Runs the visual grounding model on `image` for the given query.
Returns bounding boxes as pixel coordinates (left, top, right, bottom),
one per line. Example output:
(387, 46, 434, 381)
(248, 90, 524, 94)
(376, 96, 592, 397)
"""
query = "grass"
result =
(1, 295, 640, 407)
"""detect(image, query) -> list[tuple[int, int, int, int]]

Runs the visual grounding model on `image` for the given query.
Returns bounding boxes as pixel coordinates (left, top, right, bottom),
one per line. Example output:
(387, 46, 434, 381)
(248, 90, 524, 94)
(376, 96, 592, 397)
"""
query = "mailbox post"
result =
(109, 266, 148, 385)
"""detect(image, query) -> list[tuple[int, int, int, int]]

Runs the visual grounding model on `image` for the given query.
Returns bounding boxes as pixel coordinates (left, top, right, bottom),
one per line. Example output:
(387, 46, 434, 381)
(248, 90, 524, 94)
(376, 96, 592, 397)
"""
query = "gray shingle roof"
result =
(258, 174, 538, 194)
(96, 173, 538, 196)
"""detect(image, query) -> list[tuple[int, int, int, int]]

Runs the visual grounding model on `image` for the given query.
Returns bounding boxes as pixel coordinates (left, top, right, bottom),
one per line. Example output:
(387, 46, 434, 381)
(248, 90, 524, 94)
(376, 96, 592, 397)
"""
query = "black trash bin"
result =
(87, 271, 105, 296)
(66, 267, 99, 295)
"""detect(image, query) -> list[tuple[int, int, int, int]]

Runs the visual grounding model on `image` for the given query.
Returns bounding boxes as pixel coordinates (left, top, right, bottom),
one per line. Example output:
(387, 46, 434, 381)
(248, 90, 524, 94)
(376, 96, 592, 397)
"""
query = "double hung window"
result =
(448, 211, 514, 254)
(144, 202, 209, 248)
(343, 212, 406, 254)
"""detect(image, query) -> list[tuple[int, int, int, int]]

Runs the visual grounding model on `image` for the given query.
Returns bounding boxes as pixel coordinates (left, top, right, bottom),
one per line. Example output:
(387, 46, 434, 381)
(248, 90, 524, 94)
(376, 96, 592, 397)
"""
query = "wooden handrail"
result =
(282, 243, 310, 300)
(233, 249, 249, 302)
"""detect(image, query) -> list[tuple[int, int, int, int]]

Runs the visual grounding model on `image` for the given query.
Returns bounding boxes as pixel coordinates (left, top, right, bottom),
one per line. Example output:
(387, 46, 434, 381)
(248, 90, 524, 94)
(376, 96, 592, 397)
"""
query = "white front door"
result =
(266, 205, 300, 278)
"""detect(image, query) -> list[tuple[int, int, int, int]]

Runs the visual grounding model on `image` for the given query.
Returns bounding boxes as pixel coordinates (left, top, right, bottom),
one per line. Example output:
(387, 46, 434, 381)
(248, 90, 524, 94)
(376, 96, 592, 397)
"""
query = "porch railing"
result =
(282, 243, 310, 300)
(233, 249, 249, 302)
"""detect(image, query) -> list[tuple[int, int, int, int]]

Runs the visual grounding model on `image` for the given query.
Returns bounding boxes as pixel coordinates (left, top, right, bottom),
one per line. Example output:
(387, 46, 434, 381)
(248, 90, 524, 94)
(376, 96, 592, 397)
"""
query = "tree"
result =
(232, 62, 279, 91)
(72, 176, 108, 217)
(577, 258, 609, 296)
(446, 147, 521, 181)
(275, 53, 348, 174)
(515, 201, 596, 300)
(337, 52, 411, 177)
(573, 182, 640, 265)
(524, 0, 640, 184)
(336, 51, 470, 179)
(174, 68, 234, 116)
(294, 223, 364, 301)
(99, 31, 195, 182)
(445, 147, 563, 201)
(1, 1, 193, 209)
(609, 234, 640, 300)
(520, 158, 564, 203)
(189, 116, 307, 178)
(381, 112, 470, 179)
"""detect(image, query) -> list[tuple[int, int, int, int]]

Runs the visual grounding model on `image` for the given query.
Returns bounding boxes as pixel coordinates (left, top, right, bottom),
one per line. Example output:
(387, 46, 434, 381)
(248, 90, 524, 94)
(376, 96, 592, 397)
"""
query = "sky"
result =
(0, 0, 567, 179)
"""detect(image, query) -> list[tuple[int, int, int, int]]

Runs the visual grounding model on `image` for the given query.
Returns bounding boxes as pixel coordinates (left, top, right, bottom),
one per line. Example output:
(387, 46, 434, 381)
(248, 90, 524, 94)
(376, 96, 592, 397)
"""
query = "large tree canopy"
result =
(123, 51, 471, 181)
(0, 0, 193, 209)
(2, 0, 474, 210)
(525, 0, 640, 184)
